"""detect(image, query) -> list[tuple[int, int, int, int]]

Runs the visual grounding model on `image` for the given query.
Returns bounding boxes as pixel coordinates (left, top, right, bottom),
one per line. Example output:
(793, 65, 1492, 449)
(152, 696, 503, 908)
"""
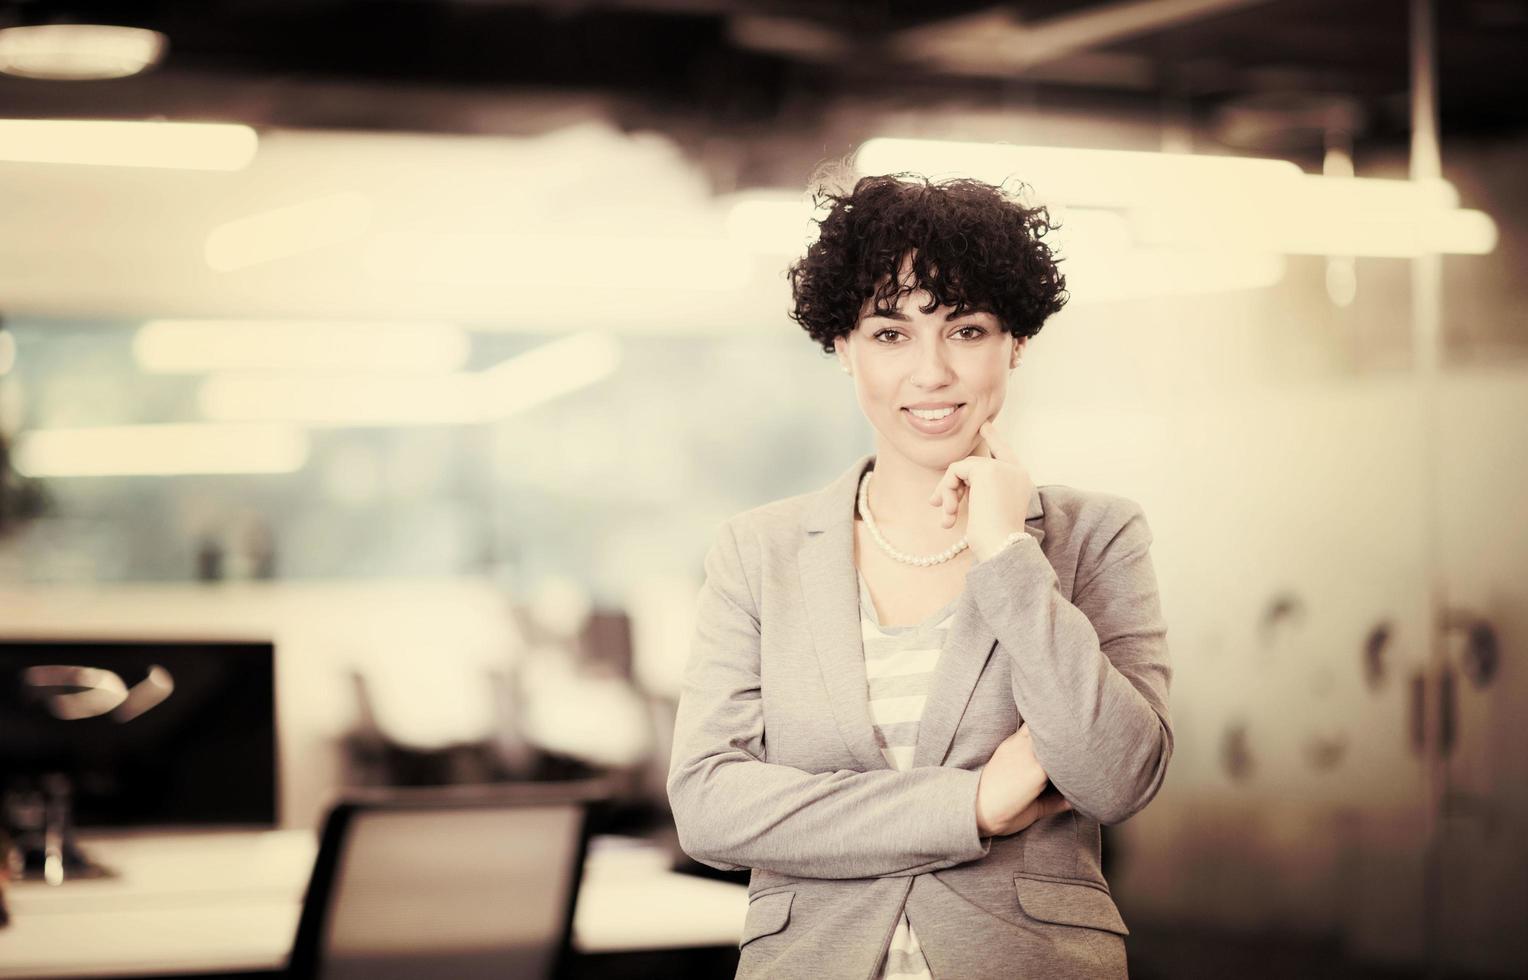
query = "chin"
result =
(884, 434, 975, 470)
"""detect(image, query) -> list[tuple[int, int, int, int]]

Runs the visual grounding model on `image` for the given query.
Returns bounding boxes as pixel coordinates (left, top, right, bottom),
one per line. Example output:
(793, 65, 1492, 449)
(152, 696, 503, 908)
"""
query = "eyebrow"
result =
(865, 308, 990, 322)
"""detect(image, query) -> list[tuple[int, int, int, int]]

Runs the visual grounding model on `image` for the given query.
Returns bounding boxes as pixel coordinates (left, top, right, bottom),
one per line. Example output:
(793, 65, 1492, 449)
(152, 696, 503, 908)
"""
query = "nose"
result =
(909, 336, 956, 389)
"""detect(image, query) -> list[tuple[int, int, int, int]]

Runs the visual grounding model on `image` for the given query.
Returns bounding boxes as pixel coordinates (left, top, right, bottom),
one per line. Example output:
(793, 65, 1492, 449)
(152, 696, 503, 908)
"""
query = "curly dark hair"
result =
(787, 173, 1069, 355)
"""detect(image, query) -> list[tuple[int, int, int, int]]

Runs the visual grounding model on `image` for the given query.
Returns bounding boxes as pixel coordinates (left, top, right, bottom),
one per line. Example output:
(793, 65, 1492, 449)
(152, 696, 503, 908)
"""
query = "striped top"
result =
(858, 568, 963, 980)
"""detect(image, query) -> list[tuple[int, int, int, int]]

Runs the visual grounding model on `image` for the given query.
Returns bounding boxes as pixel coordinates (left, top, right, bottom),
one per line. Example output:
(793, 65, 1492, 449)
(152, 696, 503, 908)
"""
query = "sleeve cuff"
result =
(966, 532, 1055, 614)
(940, 766, 993, 862)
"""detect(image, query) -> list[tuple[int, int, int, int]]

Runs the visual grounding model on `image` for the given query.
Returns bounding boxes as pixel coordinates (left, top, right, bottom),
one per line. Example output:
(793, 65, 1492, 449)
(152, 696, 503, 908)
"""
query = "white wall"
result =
(1015, 284, 1528, 973)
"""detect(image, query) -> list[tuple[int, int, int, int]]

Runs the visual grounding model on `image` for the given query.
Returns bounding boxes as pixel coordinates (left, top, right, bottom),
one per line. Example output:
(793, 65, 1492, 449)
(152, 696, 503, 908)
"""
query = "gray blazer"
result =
(667, 453, 1172, 979)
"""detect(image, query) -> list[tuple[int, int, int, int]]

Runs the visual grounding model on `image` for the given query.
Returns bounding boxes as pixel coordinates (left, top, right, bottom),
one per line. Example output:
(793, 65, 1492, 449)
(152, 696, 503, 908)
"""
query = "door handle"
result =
(1407, 665, 1459, 759)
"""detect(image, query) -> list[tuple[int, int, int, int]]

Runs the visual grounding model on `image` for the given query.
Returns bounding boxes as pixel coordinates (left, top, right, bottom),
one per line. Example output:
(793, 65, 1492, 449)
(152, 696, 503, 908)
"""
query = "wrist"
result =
(973, 766, 992, 837)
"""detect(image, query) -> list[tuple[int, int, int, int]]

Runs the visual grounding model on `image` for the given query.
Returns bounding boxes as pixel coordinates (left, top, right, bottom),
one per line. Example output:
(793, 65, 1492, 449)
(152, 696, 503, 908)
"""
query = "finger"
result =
(929, 464, 969, 519)
(932, 462, 968, 501)
(940, 457, 980, 486)
(931, 477, 958, 523)
(944, 496, 964, 528)
(944, 484, 965, 524)
(978, 421, 1019, 463)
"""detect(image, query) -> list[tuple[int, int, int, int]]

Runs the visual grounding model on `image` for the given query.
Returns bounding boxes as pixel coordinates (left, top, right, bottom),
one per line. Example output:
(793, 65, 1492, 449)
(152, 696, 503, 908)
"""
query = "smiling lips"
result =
(902, 402, 965, 434)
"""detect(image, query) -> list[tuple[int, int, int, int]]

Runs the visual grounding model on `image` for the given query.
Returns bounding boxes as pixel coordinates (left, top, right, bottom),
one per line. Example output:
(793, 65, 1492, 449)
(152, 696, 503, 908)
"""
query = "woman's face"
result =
(834, 280, 1022, 474)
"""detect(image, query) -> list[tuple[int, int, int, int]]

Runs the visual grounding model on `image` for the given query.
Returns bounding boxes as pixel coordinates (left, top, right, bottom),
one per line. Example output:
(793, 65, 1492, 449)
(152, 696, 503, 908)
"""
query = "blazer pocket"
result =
(739, 890, 794, 949)
(1013, 872, 1130, 936)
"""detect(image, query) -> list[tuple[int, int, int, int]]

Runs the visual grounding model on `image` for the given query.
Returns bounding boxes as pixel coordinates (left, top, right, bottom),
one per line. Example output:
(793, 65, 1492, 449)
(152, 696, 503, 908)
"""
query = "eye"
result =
(872, 328, 904, 344)
(954, 325, 988, 340)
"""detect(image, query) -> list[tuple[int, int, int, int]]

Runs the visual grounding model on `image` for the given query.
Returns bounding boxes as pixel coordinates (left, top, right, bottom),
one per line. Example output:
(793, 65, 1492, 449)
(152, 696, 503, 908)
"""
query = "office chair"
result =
(288, 781, 607, 980)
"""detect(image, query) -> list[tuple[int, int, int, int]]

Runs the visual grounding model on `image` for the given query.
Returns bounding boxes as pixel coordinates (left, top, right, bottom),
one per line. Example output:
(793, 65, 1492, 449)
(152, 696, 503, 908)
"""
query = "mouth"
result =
(901, 402, 966, 435)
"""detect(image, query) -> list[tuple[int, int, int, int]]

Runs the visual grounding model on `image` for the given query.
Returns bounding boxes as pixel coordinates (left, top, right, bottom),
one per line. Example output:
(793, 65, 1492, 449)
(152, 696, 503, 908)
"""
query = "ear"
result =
(834, 335, 850, 371)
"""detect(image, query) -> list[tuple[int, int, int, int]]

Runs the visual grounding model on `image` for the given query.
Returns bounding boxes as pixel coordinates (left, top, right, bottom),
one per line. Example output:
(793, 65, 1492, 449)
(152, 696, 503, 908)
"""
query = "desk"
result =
(0, 830, 748, 979)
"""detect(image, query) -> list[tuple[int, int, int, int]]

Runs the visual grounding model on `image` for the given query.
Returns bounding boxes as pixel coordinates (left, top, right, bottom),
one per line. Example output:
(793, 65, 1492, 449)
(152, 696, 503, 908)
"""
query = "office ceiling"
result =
(0, 1, 1523, 325)
(1, 0, 1525, 154)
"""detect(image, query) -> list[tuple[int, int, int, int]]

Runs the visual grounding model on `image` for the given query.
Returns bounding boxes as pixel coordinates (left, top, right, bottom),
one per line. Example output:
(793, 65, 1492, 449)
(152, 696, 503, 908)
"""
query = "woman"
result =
(667, 173, 1172, 979)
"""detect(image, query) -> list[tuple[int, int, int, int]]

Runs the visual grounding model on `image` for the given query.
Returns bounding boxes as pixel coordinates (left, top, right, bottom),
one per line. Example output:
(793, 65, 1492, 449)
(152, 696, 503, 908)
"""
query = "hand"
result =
(974, 723, 1072, 837)
(928, 420, 1036, 563)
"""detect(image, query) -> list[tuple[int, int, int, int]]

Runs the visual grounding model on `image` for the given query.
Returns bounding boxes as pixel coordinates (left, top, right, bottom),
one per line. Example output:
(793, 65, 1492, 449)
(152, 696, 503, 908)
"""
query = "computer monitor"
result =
(0, 638, 277, 880)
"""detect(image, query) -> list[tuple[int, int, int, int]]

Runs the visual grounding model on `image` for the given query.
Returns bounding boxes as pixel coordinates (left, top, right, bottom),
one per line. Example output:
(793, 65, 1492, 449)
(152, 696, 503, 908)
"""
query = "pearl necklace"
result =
(857, 469, 969, 567)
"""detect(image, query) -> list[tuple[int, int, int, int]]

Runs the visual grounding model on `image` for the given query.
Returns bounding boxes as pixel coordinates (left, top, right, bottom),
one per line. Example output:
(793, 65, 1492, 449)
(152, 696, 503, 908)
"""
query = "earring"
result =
(841, 365, 851, 375)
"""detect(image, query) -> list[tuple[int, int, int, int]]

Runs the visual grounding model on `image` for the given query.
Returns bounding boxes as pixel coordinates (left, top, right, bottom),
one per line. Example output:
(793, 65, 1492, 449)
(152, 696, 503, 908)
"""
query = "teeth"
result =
(908, 406, 956, 421)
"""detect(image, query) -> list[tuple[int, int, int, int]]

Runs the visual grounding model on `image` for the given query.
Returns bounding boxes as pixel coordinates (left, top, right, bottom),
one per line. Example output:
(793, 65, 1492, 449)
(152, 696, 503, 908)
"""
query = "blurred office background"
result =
(0, 0, 1524, 977)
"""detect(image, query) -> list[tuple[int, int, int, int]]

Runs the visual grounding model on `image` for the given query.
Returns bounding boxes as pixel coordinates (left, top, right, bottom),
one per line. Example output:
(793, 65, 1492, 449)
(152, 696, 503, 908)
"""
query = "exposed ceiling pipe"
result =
(889, 0, 1280, 74)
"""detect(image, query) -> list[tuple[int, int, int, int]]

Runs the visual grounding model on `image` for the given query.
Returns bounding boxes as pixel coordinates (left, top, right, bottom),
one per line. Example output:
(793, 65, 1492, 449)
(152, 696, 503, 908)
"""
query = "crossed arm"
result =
(666, 519, 992, 880)
(966, 499, 1174, 826)
(666, 501, 1172, 879)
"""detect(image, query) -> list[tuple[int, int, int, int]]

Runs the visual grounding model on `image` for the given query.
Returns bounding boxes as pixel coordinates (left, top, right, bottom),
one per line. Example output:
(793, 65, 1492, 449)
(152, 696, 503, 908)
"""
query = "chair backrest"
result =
(288, 782, 605, 980)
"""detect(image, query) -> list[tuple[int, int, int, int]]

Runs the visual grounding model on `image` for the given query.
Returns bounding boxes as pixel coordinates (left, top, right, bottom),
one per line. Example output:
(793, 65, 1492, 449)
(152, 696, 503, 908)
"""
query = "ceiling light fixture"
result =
(0, 118, 258, 170)
(134, 319, 470, 374)
(0, 23, 167, 81)
(12, 423, 309, 477)
(193, 332, 621, 427)
(204, 192, 375, 271)
(856, 138, 1497, 257)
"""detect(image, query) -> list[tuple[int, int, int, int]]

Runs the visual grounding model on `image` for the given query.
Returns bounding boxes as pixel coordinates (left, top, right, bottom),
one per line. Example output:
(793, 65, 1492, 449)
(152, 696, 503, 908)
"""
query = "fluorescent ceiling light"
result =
(134, 319, 470, 374)
(0, 119, 257, 171)
(0, 24, 166, 81)
(855, 137, 1302, 209)
(196, 331, 621, 427)
(200, 374, 477, 427)
(1129, 174, 1497, 257)
(1044, 202, 1284, 299)
(722, 191, 819, 255)
(1131, 205, 1498, 258)
(856, 138, 1494, 257)
(205, 193, 374, 271)
(364, 233, 752, 290)
(13, 423, 308, 477)
(1065, 248, 1286, 303)
(474, 331, 621, 421)
(1022, 207, 1284, 299)
(1044, 206, 1132, 253)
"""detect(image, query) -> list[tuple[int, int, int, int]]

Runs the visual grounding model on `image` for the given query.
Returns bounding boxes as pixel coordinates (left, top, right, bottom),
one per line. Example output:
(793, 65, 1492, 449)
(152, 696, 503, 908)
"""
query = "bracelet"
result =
(978, 530, 1029, 565)
(1000, 530, 1029, 553)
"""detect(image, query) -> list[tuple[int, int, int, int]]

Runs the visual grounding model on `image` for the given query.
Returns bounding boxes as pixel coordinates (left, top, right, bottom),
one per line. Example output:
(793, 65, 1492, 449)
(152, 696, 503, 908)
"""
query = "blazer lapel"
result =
(799, 453, 888, 773)
(798, 453, 1049, 773)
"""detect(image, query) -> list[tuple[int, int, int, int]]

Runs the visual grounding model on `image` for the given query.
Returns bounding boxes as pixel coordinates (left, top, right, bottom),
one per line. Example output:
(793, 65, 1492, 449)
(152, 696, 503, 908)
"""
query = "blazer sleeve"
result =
(965, 497, 1172, 826)
(666, 519, 993, 879)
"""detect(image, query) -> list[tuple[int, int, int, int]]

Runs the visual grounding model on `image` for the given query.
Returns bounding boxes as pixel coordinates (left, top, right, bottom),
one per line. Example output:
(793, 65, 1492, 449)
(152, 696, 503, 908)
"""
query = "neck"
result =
(863, 447, 968, 545)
